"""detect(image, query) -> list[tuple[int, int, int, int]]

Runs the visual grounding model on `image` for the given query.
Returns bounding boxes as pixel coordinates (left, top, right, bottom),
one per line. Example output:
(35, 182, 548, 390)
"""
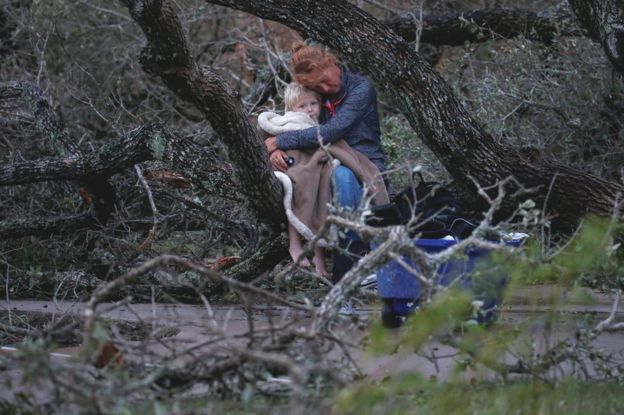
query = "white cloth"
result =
(257, 111, 317, 135)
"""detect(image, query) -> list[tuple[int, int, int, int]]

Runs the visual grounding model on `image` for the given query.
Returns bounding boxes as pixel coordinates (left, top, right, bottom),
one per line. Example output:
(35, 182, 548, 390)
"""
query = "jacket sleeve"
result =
(276, 78, 375, 150)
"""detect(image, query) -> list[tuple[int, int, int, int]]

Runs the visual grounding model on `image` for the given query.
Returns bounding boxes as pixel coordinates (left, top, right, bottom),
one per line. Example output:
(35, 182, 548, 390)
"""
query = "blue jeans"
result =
(331, 166, 368, 283)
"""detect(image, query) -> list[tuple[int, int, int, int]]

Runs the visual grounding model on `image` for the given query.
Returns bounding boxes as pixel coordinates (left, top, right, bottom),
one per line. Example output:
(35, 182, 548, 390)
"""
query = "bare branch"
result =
(121, 0, 286, 232)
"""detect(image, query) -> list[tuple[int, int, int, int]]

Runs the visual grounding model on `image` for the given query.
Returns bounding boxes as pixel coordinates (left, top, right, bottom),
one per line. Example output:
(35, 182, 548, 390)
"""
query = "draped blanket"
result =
(259, 111, 389, 241)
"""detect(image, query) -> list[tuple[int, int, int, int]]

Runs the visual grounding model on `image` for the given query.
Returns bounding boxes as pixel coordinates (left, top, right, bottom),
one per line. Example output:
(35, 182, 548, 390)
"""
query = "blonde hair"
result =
(284, 83, 320, 112)
(290, 42, 339, 85)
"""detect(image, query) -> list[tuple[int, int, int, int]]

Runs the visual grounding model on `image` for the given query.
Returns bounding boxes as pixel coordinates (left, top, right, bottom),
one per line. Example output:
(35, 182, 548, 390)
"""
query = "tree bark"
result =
(121, 0, 285, 233)
(568, 0, 624, 76)
(0, 123, 239, 238)
(385, 6, 580, 46)
(0, 82, 82, 157)
(204, 0, 623, 230)
(119, 0, 295, 280)
(223, 233, 288, 280)
(1, 81, 121, 228)
(0, 123, 230, 189)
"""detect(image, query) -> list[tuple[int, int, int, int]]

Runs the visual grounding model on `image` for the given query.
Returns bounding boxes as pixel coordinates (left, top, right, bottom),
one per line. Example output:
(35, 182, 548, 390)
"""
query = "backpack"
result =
(366, 173, 478, 239)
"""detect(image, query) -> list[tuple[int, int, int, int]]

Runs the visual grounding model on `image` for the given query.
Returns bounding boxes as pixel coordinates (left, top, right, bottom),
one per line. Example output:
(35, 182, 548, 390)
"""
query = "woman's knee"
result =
(332, 166, 362, 208)
(333, 165, 358, 185)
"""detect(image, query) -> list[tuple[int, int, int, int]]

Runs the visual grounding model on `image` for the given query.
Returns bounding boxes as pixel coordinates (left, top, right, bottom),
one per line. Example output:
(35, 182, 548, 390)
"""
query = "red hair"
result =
(290, 43, 339, 84)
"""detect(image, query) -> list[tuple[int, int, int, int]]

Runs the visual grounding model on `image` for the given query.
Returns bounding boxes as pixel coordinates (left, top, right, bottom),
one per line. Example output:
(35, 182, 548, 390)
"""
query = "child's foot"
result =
(313, 257, 330, 277)
(289, 247, 311, 268)
(315, 266, 330, 277)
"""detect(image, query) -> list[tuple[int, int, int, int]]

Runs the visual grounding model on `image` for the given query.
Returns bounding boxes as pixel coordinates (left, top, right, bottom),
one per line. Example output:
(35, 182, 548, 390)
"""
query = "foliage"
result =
(381, 115, 451, 192)
(0, 0, 252, 292)
(353, 218, 624, 414)
(1, 213, 621, 414)
(439, 36, 624, 180)
(499, 216, 624, 289)
(2, 0, 623, 286)
(334, 377, 624, 415)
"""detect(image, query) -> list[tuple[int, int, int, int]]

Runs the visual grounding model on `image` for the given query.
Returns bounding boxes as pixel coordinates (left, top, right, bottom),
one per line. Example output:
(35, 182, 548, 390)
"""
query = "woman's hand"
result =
(269, 149, 289, 172)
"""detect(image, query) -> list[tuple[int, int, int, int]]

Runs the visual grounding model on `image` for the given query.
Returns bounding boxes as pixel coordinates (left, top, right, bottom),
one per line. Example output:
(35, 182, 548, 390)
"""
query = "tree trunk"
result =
(1, 81, 119, 229)
(0, 123, 239, 239)
(204, 0, 623, 231)
(568, 0, 624, 76)
(385, 6, 580, 46)
(121, 0, 285, 233)
(120, 0, 295, 280)
(0, 123, 230, 188)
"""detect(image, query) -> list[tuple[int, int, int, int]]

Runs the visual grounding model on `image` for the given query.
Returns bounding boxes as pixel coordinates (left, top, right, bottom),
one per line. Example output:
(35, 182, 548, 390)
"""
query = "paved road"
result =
(1, 285, 623, 386)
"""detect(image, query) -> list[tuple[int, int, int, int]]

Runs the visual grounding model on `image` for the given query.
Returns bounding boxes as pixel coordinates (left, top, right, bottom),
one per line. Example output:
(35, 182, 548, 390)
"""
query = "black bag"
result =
(366, 173, 478, 239)
(364, 202, 403, 227)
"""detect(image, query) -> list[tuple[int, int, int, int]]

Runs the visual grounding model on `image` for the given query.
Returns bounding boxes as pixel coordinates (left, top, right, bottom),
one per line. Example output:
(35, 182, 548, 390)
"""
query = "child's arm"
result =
(258, 111, 289, 171)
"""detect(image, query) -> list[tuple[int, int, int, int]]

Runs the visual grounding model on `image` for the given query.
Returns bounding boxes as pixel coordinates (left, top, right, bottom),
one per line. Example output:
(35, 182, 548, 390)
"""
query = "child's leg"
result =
(312, 246, 329, 277)
(288, 223, 311, 267)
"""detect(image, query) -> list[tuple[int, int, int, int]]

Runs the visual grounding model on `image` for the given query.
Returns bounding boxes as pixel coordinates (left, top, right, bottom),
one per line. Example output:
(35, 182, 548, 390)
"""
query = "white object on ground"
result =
(360, 273, 377, 288)
(339, 299, 354, 316)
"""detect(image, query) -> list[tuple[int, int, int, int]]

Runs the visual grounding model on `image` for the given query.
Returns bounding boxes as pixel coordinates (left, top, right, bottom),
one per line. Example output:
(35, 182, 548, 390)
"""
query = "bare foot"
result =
(289, 247, 311, 268)
(313, 256, 330, 277)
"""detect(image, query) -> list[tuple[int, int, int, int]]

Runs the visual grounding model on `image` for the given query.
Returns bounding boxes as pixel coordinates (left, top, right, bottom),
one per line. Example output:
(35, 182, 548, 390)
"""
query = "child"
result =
(258, 83, 329, 276)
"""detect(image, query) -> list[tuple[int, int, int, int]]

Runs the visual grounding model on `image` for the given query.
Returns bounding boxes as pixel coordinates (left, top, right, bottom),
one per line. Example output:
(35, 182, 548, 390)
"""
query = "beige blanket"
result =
(258, 111, 389, 239)
(285, 142, 389, 236)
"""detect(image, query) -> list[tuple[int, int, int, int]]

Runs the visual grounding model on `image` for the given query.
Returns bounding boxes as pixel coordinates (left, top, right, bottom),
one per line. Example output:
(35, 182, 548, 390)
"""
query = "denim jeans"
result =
(331, 166, 368, 283)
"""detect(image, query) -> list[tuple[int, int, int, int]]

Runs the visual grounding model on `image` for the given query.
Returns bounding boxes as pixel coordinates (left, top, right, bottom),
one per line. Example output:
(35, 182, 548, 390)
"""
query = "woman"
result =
(265, 43, 385, 174)
(265, 43, 386, 307)
(260, 83, 388, 277)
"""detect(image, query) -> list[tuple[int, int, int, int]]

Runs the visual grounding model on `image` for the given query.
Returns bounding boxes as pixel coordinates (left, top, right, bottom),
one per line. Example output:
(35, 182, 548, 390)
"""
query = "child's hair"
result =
(284, 83, 320, 112)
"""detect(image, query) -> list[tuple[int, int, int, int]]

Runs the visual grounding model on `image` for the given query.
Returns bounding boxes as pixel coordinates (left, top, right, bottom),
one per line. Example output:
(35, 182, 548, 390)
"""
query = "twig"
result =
(82, 254, 314, 356)
(36, 29, 50, 88)
(135, 165, 159, 250)
(4, 267, 11, 326)
(388, 252, 432, 288)
(312, 226, 408, 332)
(594, 290, 622, 333)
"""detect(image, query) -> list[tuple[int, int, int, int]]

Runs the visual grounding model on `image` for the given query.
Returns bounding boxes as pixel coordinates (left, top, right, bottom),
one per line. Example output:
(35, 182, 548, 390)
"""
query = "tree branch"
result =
(568, 0, 624, 75)
(0, 122, 238, 238)
(204, 0, 624, 230)
(0, 81, 81, 156)
(0, 123, 232, 190)
(121, 0, 285, 232)
(385, 6, 580, 46)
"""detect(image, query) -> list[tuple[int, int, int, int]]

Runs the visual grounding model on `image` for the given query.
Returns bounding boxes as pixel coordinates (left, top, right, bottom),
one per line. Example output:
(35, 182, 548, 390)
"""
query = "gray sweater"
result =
(276, 68, 386, 172)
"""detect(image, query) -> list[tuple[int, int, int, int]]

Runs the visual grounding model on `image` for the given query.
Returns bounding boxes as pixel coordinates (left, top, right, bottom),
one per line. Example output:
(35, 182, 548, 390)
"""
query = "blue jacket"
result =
(276, 68, 386, 172)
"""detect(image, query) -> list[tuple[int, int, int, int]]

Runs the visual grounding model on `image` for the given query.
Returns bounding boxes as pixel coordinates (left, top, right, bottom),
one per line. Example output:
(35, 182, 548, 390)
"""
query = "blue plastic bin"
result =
(376, 237, 523, 325)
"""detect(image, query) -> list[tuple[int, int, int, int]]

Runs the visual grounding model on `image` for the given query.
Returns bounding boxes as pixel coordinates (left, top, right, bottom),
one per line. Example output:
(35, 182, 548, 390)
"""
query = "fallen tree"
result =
(385, 4, 580, 46)
(2, 1, 622, 282)
(194, 0, 623, 231)
(112, 0, 624, 283)
(0, 82, 238, 239)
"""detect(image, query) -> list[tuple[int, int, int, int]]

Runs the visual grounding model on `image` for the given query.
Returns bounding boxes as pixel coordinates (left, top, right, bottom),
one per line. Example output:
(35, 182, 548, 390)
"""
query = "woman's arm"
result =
(276, 79, 375, 150)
